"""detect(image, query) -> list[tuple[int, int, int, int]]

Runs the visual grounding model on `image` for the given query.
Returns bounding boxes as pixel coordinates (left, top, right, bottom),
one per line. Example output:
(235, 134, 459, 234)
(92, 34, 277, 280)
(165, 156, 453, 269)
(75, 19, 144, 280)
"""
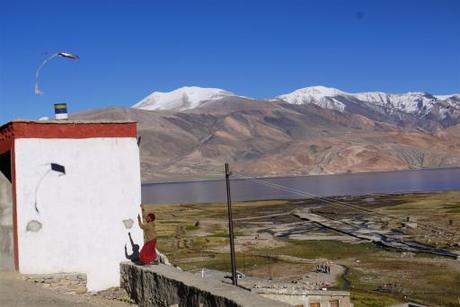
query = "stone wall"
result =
(255, 288, 352, 307)
(120, 262, 289, 307)
(0, 171, 13, 271)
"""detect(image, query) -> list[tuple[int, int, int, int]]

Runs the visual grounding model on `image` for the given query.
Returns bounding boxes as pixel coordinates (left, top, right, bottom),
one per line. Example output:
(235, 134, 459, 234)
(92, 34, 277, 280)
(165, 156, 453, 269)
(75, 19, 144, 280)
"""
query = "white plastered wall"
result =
(14, 137, 143, 291)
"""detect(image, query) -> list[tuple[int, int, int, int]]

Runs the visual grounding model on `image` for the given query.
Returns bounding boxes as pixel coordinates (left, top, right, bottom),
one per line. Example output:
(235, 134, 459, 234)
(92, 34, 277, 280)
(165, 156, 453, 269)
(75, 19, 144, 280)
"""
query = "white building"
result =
(0, 120, 143, 291)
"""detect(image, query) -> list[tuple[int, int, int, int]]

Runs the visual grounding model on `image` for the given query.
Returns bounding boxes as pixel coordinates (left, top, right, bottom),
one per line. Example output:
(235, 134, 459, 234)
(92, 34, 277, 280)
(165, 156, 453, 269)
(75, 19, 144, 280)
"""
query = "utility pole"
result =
(225, 162, 238, 286)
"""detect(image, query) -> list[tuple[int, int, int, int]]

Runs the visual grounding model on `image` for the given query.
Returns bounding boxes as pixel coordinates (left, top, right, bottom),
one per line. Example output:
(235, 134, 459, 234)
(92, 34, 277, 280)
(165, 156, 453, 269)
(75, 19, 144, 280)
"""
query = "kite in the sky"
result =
(34, 51, 80, 95)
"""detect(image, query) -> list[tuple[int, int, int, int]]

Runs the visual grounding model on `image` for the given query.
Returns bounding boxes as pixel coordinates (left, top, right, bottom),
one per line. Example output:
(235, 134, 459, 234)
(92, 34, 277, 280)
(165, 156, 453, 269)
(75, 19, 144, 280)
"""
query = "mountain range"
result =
(73, 86, 460, 182)
(133, 86, 460, 129)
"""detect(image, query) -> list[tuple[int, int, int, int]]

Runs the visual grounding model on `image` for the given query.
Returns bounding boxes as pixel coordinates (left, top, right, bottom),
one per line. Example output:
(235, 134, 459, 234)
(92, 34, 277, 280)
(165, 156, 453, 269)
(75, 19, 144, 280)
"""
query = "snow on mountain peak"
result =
(277, 86, 348, 111)
(277, 86, 460, 115)
(283, 86, 346, 97)
(133, 86, 235, 111)
(435, 94, 460, 101)
(352, 91, 440, 115)
(132, 85, 460, 117)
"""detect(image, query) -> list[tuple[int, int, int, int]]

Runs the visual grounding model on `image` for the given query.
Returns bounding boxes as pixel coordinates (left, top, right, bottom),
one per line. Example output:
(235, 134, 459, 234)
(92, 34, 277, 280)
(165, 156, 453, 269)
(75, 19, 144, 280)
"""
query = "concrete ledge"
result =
(254, 288, 350, 296)
(120, 262, 289, 307)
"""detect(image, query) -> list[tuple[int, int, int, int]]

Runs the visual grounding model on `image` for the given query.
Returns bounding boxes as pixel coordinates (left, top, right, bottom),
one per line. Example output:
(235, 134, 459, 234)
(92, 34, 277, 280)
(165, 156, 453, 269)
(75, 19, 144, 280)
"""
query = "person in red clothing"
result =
(138, 210, 158, 265)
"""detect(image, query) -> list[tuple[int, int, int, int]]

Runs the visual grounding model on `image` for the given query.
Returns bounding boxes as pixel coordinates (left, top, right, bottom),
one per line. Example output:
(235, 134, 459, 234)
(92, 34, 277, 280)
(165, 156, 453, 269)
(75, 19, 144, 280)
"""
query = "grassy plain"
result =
(145, 192, 460, 307)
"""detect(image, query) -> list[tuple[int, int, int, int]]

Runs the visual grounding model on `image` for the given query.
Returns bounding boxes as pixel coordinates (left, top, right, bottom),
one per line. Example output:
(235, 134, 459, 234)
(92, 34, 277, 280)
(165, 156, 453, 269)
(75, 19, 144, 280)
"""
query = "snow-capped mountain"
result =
(277, 86, 444, 115)
(132, 85, 460, 127)
(133, 86, 238, 111)
(276, 86, 349, 111)
(435, 94, 460, 101)
(276, 86, 460, 124)
(352, 91, 438, 115)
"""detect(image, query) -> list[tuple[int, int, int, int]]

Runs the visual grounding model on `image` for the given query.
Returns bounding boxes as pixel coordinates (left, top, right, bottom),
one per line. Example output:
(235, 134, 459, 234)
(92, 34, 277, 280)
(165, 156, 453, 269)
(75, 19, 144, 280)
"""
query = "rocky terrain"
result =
(73, 86, 460, 182)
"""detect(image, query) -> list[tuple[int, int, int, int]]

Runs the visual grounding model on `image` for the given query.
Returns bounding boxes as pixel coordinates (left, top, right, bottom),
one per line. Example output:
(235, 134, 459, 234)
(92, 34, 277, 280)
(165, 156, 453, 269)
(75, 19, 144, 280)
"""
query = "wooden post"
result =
(225, 163, 238, 286)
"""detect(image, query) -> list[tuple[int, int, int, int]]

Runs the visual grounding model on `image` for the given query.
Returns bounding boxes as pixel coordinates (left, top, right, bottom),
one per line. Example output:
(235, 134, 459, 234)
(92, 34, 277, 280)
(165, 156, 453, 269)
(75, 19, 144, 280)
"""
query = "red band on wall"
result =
(4, 122, 137, 139)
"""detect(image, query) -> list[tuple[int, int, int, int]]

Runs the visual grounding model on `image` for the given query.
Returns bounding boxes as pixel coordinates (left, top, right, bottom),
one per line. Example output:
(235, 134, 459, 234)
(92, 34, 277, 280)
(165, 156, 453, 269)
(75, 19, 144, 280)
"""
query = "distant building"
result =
(0, 120, 142, 290)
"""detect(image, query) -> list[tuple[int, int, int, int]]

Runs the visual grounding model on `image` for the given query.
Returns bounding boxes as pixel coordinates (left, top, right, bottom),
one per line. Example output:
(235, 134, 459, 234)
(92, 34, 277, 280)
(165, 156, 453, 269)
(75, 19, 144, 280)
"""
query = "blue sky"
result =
(1, 0, 459, 123)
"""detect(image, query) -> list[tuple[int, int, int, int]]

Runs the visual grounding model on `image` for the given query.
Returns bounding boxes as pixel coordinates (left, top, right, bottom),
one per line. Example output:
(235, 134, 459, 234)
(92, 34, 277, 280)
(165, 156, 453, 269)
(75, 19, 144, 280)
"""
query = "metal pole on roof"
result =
(225, 162, 238, 286)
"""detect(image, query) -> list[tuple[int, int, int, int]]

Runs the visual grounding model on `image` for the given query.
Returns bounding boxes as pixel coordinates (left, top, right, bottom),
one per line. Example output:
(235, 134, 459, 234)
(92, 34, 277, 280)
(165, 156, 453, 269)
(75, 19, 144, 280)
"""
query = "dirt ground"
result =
(0, 272, 135, 307)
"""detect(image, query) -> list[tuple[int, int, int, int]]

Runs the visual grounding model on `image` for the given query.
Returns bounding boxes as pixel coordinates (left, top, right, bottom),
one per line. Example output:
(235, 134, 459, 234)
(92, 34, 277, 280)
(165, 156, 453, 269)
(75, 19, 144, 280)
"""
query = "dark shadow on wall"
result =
(0, 151, 11, 182)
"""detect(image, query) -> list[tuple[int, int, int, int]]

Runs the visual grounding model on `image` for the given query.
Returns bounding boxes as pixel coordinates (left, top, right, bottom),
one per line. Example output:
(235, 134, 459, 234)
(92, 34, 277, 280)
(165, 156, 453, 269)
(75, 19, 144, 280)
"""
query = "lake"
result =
(141, 167, 460, 204)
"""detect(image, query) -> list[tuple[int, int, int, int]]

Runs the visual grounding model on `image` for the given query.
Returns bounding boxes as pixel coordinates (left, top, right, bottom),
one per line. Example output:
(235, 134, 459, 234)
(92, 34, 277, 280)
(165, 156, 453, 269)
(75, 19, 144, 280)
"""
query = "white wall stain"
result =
(26, 220, 42, 232)
(122, 219, 134, 229)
